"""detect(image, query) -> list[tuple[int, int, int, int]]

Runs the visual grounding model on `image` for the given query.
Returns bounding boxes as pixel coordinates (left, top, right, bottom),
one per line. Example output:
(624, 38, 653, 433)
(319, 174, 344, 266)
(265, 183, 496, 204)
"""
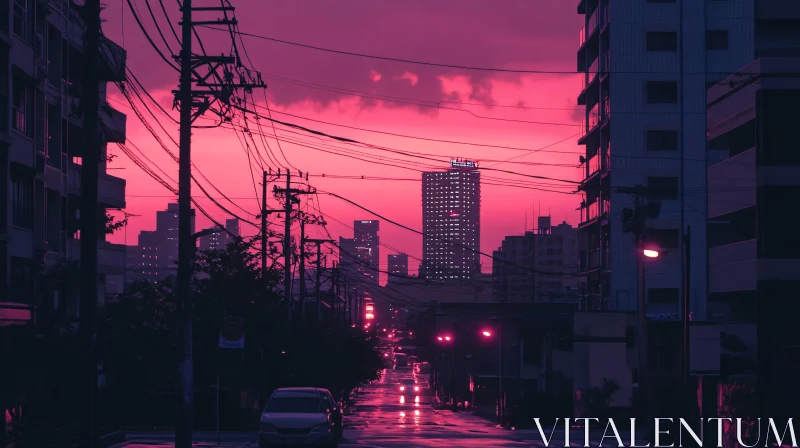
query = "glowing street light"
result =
(643, 249, 660, 258)
(481, 330, 492, 338)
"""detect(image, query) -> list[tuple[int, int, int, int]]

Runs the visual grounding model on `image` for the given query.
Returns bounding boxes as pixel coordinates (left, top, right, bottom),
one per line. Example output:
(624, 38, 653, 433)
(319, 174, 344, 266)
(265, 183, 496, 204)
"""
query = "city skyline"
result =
(97, 0, 584, 272)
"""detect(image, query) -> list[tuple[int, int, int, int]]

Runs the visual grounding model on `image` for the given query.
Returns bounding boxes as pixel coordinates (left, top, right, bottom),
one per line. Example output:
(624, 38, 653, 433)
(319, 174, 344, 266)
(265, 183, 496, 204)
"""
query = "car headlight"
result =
(311, 423, 332, 433)
(414, 386, 419, 391)
(399, 386, 405, 391)
(259, 423, 279, 432)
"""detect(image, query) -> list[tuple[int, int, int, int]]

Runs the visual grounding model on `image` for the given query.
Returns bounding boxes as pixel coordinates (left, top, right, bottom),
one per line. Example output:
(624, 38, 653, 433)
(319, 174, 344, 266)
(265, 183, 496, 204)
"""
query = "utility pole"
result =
(261, 171, 268, 288)
(621, 186, 661, 434)
(273, 171, 314, 322)
(306, 239, 334, 323)
(299, 220, 306, 318)
(79, 0, 101, 445)
(173, 4, 265, 447)
(283, 171, 292, 320)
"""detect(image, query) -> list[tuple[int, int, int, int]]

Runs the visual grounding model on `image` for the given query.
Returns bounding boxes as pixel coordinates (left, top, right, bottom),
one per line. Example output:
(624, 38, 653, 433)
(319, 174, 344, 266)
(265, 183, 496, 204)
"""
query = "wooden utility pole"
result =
(173, 4, 264, 446)
(273, 172, 314, 322)
(261, 171, 268, 287)
(79, 0, 101, 445)
(283, 171, 292, 318)
(306, 239, 333, 322)
(621, 186, 661, 432)
(299, 220, 306, 318)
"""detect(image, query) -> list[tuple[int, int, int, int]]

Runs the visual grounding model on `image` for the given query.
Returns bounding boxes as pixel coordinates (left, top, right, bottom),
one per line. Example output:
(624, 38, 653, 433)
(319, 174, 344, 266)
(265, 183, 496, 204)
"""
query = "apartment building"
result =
(707, 56, 800, 419)
(2, 0, 127, 313)
(492, 217, 580, 304)
(387, 253, 409, 282)
(126, 203, 197, 283)
(2, 0, 127, 443)
(421, 160, 481, 282)
(575, 0, 755, 316)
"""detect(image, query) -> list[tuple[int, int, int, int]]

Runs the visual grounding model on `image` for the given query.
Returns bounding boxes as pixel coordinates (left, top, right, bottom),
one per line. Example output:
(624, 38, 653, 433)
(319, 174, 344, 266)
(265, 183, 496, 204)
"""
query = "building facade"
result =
(387, 253, 409, 281)
(2, 0, 128, 308)
(198, 217, 240, 251)
(421, 160, 481, 282)
(2, 0, 127, 443)
(492, 217, 580, 304)
(353, 220, 379, 284)
(707, 57, 800, 420)
(575, 0, 757, 315)
(126, 203, 196, 282)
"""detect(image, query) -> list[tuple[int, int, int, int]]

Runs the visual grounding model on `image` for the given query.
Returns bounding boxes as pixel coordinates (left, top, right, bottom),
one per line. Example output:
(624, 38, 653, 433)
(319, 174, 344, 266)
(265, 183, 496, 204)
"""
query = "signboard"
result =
(450, 159, 477, 168)
(219, 317, 245, 349)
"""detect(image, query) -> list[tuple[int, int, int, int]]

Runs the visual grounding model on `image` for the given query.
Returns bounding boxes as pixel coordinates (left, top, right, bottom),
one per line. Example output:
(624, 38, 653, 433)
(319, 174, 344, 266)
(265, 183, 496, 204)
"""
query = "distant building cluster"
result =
(125, 203, 239, 283)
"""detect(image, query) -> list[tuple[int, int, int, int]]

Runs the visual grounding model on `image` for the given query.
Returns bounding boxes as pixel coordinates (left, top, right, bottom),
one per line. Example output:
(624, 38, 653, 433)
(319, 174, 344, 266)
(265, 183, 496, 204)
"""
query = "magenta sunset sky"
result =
(103, 0, 585, 275)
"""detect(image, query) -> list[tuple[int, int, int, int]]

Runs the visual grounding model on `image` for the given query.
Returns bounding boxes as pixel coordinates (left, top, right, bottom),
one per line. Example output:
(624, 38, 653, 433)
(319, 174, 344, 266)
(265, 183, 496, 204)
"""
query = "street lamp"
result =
(643, 249, 660, 258)
(436, 334, 455, 405)
(479, 327, 504, 426)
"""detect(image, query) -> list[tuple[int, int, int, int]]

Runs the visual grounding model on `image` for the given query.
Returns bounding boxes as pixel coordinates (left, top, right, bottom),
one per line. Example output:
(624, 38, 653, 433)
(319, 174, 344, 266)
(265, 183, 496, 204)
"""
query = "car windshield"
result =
(264, 396, 323, 413)
(401, 379, 416, 385)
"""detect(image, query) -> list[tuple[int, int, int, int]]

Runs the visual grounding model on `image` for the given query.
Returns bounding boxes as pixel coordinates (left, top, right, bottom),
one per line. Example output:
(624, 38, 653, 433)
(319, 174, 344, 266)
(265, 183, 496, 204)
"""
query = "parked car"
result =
(258, 387, 342, 447)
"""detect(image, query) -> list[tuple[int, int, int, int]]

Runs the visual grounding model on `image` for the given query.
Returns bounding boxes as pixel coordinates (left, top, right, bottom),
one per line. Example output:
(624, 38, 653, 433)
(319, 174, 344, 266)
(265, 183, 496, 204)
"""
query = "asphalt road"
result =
(116, 367, 577, 447)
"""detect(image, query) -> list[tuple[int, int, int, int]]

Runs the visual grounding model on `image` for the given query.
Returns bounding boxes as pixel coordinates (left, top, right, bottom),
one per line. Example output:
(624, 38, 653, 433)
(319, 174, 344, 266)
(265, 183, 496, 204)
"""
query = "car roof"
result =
(271, 387, 331, 398)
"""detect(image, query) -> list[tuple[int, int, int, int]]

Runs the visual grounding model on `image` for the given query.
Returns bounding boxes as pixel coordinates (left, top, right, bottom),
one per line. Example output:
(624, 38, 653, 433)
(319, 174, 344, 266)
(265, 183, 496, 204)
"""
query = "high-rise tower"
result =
(421, 159, 481, 281)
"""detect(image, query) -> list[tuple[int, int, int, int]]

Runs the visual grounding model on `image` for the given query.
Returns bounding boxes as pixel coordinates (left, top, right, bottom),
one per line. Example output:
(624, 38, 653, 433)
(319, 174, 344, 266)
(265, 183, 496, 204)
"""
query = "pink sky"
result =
(102, 0, 584, 275)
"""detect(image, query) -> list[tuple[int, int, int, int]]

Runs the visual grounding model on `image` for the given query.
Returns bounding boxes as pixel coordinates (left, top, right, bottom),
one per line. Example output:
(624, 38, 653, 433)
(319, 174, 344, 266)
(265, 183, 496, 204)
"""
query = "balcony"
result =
(586, 154, 601, 178)
(99, 37, 127, 82)
(580, 199, 610, 226)
(68, 239, 126, 275)
(579, 9, 600, 49)
(579, 248, 602, 271)
(101, 104, 126, 143)
(68, 164, 127, 208)
(578, 58, 600, 105)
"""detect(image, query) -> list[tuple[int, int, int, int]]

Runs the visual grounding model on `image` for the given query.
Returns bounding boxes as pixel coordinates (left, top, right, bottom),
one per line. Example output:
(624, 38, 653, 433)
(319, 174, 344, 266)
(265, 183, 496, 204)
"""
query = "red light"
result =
(366, 313, 375, 320)
(445, 336, 451, 341)
(437, 337, 443, 341)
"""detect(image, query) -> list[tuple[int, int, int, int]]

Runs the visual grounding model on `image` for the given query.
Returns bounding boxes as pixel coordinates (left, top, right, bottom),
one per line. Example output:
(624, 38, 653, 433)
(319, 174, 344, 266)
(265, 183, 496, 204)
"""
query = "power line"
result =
(209, 25, 784, 77)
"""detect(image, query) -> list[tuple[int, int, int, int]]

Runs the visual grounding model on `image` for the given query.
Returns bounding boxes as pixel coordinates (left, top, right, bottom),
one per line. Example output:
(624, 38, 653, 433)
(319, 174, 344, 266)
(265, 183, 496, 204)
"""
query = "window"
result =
(647, 228, 680, 249)
(646, 32, 678, 52)
(12, 75, 33, 136)
(647, 176, 679, 200)
(13, 0, 32, 42)
(646, 130, 679, 151)
(11, 168, 33, 229)
(10, 257, 33, 303)
(646, 81, 679, 104)
(706, 30, 729, 50)
(648, 288, 679, 304)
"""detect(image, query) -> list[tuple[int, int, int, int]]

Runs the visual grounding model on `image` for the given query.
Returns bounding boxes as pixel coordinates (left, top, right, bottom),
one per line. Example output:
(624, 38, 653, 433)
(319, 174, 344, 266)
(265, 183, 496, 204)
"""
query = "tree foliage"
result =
(101, 236, 383, 428)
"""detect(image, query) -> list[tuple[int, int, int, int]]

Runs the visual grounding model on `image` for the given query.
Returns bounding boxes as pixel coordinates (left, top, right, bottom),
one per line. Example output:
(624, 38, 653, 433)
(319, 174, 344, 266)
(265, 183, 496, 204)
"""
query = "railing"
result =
(579, 9, 599, 47)
(587, 103, 600, 132)
(0, 92, 7, 133)
(585, 154, 601, 178)
(586, 10, 599, 40)
(585, 58, 599, 90)
(581, 201, 601, 223)
(580, 249, 601, 271)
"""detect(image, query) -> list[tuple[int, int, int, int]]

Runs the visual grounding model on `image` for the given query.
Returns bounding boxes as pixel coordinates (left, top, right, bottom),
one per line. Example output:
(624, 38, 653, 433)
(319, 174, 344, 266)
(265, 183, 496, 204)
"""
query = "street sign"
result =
(219, 316, 245, 349)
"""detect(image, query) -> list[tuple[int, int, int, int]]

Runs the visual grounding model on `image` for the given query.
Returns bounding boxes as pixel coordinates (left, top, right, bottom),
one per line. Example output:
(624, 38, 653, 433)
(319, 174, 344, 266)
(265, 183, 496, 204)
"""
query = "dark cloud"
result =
(104, 0, 580, 110)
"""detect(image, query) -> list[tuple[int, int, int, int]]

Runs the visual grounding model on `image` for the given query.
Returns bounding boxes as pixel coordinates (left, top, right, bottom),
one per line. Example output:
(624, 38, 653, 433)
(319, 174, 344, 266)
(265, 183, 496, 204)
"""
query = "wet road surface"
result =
(117, 367, 564, 446)
(341, 366, 530, 446)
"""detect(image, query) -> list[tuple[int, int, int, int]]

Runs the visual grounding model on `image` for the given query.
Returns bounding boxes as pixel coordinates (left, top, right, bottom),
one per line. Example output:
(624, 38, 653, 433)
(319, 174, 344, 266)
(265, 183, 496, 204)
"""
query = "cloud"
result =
(370, 69, 382, 82)
(102, 0, 581, 112)
(396, 72, 419, 86)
